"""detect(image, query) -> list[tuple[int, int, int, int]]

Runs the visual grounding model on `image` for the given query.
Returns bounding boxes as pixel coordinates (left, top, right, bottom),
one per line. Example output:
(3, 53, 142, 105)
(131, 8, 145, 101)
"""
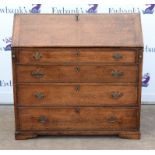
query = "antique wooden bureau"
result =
(12, 14, 143, 140)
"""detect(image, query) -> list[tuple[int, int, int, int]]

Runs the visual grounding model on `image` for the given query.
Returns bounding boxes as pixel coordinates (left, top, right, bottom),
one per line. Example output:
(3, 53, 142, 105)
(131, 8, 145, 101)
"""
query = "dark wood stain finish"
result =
(12, 14, 143, 140)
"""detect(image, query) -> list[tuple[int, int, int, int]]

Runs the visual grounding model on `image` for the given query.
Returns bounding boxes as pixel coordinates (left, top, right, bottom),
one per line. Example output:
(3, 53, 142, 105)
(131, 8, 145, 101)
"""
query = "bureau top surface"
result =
(12, 14, 143, 48)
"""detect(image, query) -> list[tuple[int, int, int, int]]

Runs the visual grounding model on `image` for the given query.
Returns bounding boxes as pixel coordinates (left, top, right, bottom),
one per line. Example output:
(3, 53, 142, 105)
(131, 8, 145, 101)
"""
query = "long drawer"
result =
(18, 107, 139, 131)
(16, 65, 137, 83)
(17, 84, 137, 106)
(17, 48, 137, 64)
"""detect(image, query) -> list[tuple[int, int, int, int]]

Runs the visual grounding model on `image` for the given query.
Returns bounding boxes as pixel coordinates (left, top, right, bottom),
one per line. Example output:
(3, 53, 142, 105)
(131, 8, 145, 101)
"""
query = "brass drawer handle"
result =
(106, 116, 118, 123)
(38, 116, 48, 124)
(111, 91, 123, 99)
(111, 71, 123, 78)
(33, 52, 42, 60)
(75, 66, 80, 72)
(34, 92, 45, 100)
(31, 70, 44, 78)
(75, 107, 80, 113)
(112, 53, 123, 60)
(75, 85, 80, 92)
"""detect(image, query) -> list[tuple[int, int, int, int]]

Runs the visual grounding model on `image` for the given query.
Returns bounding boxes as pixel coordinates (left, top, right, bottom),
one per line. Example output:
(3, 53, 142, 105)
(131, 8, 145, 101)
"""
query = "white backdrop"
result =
(0, 1, 155, 104)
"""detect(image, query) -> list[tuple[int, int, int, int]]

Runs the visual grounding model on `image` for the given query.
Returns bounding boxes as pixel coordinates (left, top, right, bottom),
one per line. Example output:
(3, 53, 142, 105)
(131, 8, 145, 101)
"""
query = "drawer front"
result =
(17, 84, 137, 106)
(18, 107, 138, 131)
(18, 48, 136, 64)
(16, 65, 137, 83)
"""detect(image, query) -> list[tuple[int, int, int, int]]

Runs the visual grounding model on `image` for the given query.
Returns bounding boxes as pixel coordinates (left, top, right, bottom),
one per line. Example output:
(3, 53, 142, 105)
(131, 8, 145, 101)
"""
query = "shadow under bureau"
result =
(12, 14, 143, 140)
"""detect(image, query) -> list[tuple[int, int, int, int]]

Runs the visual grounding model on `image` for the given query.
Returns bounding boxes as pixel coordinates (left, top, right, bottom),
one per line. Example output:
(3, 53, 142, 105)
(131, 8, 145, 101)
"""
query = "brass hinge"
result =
(139, 53, 143, 63)
(12, 53, 15, 59)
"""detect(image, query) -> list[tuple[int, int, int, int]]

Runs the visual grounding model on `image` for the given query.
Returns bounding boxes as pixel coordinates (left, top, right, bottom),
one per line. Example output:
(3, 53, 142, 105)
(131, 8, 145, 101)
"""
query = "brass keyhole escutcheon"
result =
(75, 107, 80, 113)
(75, 85, 80, 92)
(76, 51, 80, 56)
(75, 66, 80, 72)
(75, 14, 79, 21)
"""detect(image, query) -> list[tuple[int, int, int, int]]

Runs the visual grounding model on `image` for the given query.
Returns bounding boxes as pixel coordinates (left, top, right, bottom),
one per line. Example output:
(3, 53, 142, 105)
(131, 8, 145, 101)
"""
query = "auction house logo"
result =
(2, 37, 12, 51)
(0, 80, 12, 87)
(51, 4, 98, 14)
(86, 4, 98, 13)
(30, 4, 42, 13)
(142, 73, 150, 87)
(0, 4, 42, 14)
(143, 4, 155, 14)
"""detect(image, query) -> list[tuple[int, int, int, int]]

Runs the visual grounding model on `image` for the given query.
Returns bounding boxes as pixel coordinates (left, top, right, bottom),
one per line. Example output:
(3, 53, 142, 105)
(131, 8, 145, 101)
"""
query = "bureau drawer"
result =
(18, 107, 139, 131)
(17, 48, 137, 64)
(17, 84, 137, 106)
(16, 65, 137, 83)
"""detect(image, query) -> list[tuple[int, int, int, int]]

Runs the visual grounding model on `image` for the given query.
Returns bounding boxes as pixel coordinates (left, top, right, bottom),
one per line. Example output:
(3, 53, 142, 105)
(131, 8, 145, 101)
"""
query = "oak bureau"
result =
(12, 14, 143, 140)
